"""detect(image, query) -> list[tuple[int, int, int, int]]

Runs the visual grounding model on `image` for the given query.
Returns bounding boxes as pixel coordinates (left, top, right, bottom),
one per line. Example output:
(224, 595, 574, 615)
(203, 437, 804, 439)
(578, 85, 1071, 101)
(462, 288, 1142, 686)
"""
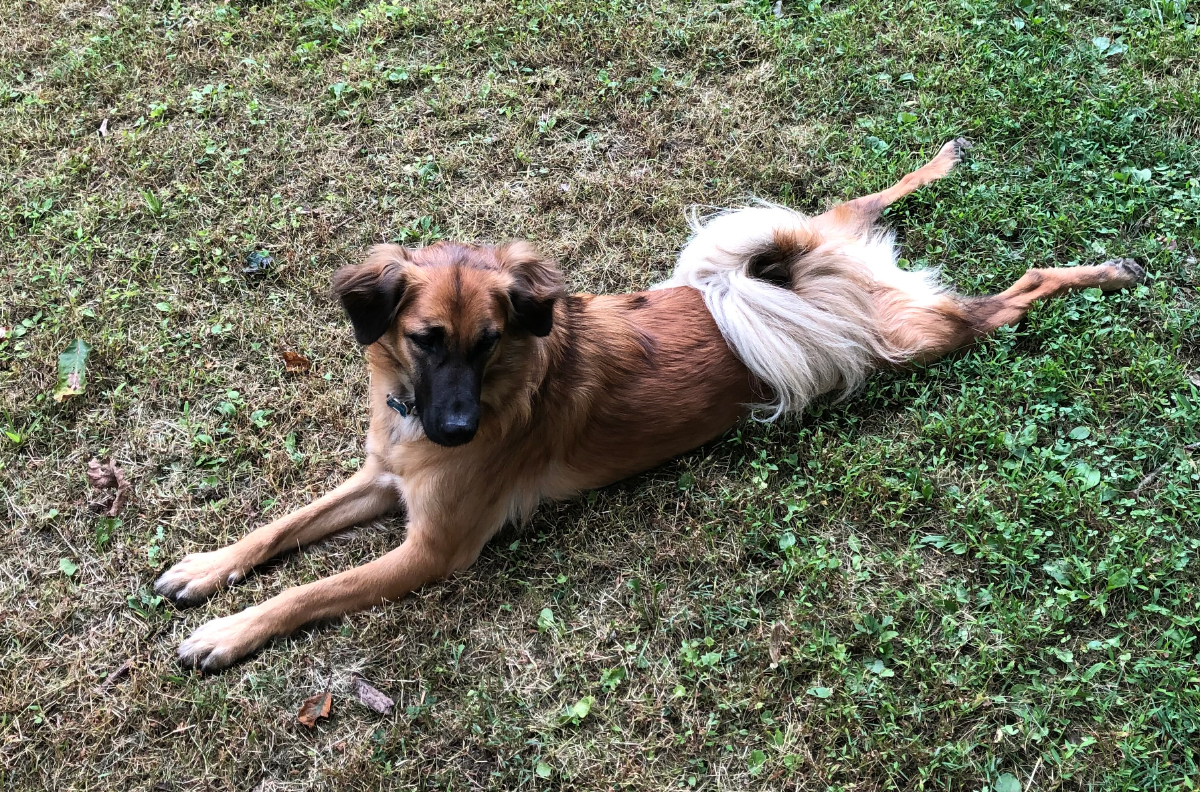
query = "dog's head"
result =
(332, 241, 565, 447)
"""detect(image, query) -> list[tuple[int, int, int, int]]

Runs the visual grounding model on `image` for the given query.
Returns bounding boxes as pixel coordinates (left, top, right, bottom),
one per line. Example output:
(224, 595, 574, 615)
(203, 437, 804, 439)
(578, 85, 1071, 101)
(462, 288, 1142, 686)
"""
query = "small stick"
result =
(1134, 441, 1200, 497)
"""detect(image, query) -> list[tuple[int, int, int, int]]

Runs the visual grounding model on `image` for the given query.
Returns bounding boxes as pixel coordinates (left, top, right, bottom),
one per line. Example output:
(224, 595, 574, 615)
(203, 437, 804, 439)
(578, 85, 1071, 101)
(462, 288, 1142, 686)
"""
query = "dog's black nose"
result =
(436, 413, 478, 446)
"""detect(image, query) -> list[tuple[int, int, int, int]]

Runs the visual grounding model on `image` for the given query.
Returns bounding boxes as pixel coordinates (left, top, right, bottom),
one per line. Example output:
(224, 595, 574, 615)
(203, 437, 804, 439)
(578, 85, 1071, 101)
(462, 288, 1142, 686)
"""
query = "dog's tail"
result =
(654, 203, 945, 420)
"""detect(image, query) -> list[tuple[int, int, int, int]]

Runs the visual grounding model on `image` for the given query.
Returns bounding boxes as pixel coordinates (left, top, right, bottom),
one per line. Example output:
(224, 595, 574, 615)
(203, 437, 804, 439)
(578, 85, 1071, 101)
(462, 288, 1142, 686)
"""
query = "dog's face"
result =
(332, 241, 565, 447)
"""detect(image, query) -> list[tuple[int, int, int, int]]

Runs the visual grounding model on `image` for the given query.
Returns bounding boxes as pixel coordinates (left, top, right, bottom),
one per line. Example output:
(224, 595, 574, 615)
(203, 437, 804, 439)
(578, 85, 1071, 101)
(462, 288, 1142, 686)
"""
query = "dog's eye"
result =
(407, 328, 443, 350)
(473, 332, 500, 357)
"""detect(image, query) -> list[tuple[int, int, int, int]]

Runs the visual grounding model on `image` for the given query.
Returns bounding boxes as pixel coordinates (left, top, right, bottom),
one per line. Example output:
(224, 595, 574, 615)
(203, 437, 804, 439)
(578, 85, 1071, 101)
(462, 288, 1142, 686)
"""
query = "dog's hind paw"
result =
(939, 136, 973, 165)
(1099, 257, 1146, 291)
(155, 550, 246, 606)
(177, 608, 269, 671)
(924, 137, 972, 180)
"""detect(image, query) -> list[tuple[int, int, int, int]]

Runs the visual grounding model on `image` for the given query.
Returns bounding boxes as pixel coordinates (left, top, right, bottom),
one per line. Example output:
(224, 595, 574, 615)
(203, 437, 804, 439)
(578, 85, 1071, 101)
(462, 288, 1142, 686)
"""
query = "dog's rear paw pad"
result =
(940, 137, 973, 163)
(1097, 257, 1146, 291)
(1104, 257, 1146, 284)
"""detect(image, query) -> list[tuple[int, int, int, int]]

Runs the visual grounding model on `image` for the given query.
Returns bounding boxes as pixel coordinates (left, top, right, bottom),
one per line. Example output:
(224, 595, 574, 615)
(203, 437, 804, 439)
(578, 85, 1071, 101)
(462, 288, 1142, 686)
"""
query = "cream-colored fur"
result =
(656, 202, 944, 418)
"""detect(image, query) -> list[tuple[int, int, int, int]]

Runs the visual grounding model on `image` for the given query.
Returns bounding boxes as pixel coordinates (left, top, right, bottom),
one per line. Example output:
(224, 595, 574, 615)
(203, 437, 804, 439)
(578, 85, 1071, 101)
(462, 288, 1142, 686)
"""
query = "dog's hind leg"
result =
(801, 137, 1145, 362)
(880, 258, 1146, 364)
(813, 137, 971, 233)
(155, 461, 401, 605)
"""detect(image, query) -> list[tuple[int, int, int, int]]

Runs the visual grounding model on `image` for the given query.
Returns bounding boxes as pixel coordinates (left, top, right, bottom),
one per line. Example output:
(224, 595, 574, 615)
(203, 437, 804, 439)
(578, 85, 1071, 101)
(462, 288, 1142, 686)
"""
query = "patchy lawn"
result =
(2, 0, 1199, 789)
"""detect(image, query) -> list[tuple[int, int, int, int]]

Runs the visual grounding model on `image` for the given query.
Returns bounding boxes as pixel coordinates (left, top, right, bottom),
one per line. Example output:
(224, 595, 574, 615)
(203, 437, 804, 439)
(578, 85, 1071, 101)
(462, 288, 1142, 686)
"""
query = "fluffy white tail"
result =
(655, 203, 945, 420)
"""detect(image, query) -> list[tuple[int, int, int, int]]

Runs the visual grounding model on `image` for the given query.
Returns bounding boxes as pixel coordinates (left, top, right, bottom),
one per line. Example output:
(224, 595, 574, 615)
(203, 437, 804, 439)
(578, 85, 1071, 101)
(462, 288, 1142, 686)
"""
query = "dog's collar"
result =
(386, 393, 417, 418)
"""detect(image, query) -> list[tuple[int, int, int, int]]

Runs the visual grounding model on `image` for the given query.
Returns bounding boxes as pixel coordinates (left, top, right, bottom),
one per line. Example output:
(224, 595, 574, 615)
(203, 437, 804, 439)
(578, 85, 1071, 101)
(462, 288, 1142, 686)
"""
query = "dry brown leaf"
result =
(769, 621, 787, 668)
(352, 674, 394, 715)
(107, 465, 132, 517)
(86, 458, 117, 489)
(281, 351, 311, 374)
(297, 690, 332, 728)
(85, 458, 133, 517)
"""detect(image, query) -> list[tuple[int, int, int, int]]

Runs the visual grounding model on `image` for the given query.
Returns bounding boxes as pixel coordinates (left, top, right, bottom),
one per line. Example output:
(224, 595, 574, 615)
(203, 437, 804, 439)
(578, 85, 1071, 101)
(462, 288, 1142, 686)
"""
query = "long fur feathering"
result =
(655, 202, 945, 419)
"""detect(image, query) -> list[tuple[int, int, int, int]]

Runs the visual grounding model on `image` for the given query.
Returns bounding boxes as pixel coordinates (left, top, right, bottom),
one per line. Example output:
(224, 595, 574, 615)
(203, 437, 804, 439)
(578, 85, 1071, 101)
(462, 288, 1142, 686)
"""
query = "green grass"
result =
(2, 0, 1199, 789)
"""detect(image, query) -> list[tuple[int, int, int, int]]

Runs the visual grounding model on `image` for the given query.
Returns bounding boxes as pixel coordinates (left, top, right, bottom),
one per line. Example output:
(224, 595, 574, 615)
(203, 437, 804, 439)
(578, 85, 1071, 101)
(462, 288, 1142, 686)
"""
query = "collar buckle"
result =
(386, 393, 417, 418)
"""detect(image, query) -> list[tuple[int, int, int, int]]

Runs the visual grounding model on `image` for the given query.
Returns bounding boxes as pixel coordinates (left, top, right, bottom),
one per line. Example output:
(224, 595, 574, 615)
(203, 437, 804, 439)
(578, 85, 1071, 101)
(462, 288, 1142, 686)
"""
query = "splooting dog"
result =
(155, 139, 1144, 670)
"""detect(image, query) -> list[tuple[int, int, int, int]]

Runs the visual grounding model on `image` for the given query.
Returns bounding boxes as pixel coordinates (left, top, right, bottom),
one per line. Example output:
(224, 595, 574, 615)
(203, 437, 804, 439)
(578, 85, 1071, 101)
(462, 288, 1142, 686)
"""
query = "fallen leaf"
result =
(769, 621, 787, 668)
(99, 118, 108, 138)
(86, 458, 133, 517)
(87, 458, 117, 489)
(54, 339, 92, 402)
(107, 467, 132, 516)
(297, 690, 332, 728)
(281, 350, 312, 374)
(100, 659, 133, 689)
(352, 674, 394, 715)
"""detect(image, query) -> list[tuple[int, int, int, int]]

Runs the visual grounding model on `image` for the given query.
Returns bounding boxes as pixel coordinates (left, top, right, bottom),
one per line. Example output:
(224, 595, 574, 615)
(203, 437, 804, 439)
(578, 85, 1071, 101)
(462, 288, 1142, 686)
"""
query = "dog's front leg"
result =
(175, 526, 464, 671)
(155, 461, 401, 605)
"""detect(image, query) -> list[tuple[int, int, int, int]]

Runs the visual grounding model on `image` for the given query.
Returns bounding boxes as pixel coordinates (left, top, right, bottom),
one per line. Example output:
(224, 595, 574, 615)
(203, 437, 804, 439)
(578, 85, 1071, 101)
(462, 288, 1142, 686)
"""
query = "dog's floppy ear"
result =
(332, 245, 410, 345)
(495, 241, 566, 337)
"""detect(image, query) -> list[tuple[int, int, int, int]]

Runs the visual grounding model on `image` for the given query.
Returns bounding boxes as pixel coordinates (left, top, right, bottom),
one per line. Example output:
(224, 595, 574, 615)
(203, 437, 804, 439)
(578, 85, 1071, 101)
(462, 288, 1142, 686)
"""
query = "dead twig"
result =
(1134, 442, 1200, 497)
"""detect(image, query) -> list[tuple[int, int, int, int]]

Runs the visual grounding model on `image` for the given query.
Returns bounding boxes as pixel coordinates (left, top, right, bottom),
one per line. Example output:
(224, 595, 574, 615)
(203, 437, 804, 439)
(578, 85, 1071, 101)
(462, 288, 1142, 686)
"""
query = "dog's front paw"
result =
(155, 550, 246, 606)
(177, 608, 270, 671)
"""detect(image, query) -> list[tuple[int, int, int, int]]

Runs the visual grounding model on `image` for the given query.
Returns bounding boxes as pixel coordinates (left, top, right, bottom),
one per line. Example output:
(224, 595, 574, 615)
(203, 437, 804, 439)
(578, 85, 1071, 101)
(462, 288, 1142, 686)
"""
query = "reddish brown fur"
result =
(157, 141, 1143, 670)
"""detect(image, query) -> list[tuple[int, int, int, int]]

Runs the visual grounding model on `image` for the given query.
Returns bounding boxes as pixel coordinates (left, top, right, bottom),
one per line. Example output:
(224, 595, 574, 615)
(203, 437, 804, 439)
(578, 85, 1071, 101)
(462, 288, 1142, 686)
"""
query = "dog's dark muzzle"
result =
(418, 359, 483, 447)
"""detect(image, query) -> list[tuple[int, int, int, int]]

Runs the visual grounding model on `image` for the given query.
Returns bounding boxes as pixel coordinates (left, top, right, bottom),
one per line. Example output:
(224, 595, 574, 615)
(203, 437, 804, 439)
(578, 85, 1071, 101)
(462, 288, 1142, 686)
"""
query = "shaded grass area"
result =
(2, 0, 1199, 788)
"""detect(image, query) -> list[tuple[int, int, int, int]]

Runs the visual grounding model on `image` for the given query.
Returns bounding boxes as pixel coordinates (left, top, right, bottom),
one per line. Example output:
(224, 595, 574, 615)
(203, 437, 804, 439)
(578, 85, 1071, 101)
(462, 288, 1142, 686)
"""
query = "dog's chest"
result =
(364, 411, 425, 462)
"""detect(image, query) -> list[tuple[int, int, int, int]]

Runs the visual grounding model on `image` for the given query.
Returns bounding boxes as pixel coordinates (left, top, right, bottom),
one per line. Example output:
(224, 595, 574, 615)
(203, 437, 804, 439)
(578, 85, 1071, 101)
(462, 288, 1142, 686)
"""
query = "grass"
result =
(2, 0, 1198, 788)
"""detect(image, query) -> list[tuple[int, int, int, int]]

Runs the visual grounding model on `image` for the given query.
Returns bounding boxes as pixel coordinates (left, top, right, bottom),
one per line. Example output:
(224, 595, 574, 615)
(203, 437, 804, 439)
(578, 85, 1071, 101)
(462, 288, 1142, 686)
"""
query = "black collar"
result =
(386, 393, 417, 417)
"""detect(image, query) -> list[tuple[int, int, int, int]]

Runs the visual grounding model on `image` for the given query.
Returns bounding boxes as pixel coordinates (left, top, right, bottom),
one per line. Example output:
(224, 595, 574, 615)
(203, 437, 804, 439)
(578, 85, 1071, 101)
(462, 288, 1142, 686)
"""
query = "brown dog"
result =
(156, 139, 1143, 669)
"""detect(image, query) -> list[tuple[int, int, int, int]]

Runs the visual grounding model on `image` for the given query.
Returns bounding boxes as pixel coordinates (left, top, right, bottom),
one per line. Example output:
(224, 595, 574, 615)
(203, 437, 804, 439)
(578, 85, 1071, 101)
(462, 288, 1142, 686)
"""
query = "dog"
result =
(155, 139, 1144, 670)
